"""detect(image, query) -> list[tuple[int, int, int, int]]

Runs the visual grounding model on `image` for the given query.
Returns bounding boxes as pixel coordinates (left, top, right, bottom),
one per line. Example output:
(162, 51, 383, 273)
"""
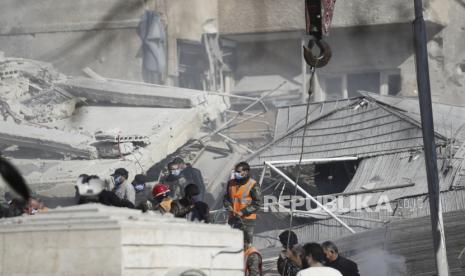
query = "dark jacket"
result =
(98, 190, 135, 209)
(162, 165, 206, 201)
(170, 198, 195, 218)
(134, 186, 151, 211)
(277, 254, 301, 276)
(326, 255, 360, 276)
(171, 198, 210, 222)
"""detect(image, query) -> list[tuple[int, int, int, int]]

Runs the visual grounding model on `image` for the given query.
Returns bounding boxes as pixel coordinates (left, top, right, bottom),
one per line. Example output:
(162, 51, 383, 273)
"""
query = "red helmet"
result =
(152, 183, 170, 197)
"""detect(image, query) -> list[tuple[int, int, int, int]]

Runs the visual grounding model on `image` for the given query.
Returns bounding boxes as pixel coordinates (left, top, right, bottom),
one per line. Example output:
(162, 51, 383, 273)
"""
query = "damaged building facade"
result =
(0, 1, 464, 275)
(1, 0, 464, 106)
(248, 93, 465, 275)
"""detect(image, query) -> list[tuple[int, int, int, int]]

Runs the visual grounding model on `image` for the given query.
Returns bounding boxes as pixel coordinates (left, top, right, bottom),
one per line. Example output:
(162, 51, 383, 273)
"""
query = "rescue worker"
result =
(171, 183, 198, 219)
(322, 241, 360, 276)
(244, 232, 263, 276)
(152, 183, 173, 214)
(161, 157, 206, 201)
(170, 183, 210, 222)
(224, 161, 261, 243)
(111, 168, 135, 206)
(132, 174, 152, 212)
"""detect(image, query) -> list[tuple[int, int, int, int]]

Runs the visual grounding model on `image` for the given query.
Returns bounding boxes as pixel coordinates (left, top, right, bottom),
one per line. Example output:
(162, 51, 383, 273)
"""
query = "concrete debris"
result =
(93, 131, 150, 158)
(0, 54, 228, 199)
(0, 120, 97, 159)
(61, 77, 208, 108)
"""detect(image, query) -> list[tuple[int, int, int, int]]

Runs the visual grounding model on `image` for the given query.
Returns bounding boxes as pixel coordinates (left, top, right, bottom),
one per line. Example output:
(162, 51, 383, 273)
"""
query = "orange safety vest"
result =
(229, 179, 257, 220)
(158, 198, 173, 213)
(244, 246, 263, 276)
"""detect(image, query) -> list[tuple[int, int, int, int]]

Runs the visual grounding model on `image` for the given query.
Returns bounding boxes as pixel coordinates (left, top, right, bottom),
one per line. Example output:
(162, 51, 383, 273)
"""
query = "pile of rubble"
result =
(0, 53, 228, 198)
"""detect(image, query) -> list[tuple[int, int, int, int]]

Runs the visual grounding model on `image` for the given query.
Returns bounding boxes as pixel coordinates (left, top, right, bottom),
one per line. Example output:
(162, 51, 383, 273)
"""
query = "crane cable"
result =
(282, 62, 318, 273)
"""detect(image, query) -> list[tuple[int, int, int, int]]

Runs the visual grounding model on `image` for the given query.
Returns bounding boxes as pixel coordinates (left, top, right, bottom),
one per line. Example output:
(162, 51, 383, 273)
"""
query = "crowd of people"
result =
(0, 158, 359, 276)
(72, 157, 211, 223)
(276, 230, 360, 276)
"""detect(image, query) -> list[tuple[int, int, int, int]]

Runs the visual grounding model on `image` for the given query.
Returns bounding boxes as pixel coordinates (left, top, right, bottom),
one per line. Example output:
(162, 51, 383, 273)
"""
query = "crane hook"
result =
(303, 38, 332, 68)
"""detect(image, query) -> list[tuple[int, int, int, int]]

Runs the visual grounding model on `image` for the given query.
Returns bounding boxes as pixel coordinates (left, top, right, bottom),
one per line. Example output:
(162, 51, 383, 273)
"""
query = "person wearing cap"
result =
(111, 168, 135, 206)
(152, 183, 173, 214)
(244, 232, 263, 276)
(132, 174, 152, 212)
(278, 230, 303, 276)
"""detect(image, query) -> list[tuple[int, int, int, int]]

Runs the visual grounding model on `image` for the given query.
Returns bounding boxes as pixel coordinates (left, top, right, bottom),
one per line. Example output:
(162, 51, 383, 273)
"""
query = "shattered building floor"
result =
(0, 55, 254, 208)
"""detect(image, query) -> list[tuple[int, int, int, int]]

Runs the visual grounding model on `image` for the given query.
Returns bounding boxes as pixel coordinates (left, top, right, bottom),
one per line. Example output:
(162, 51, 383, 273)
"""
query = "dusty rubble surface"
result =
(0, 54, 228, 204)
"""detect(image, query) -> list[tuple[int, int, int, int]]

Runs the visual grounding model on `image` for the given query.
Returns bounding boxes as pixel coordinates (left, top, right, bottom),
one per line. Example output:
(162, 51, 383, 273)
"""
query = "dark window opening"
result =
(314, 160, 359, 195)
(388, 74, 401, 96)
(177, 40, 208, 90)
(347, 72, 380, 97)
(261, 160, 359, 210)
(309, 160, 359, 209)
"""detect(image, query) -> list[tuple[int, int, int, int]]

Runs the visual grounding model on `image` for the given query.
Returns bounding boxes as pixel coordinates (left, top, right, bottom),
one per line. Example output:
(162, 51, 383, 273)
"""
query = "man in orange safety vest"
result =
(224, 161, 262, 243)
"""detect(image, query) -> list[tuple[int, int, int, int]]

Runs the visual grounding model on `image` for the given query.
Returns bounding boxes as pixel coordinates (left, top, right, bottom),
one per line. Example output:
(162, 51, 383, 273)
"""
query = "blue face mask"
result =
(113, 175, 123, 186)
(134, 183, 145, 192)
(234, 172, 244, 180)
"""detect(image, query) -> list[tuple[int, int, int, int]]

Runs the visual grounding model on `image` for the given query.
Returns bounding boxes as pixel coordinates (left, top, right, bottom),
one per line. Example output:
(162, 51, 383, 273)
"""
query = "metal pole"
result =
(266, 162, 356, 233)
(202, 81, 286, 142)
(413, 1, 450, 275)
(267, 156, 358, 166)
(258, 164, 267, 187)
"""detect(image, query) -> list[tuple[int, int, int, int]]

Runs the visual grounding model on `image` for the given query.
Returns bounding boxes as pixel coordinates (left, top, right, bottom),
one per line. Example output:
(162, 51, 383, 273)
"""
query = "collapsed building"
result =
(246, 92, 465, 274)
(0, 54, 240, 206)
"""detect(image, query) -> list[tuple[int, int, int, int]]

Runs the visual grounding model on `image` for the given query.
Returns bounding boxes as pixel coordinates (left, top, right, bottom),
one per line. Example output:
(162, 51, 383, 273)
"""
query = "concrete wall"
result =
(163, 0, 218, 79)
(434, 0, 465, 104)
(0, 0, 149, 80)
(235, 39, 301, 80)
(218, 0, 447, 35)
(0, 205, 244, 275)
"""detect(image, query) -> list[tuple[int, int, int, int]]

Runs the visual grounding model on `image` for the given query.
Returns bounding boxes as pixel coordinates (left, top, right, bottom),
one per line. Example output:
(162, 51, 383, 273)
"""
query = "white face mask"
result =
(234, 172, 244, 180)
(171, 169, 181, 176)
(134, 183, 145, 192)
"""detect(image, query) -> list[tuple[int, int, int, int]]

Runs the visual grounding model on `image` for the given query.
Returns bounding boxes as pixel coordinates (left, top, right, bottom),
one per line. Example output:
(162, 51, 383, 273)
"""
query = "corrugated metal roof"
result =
(360, 91, 465, 142)
(273, 98, 359, 138)
(337, 151, 460, 211)
(250, 100, 443, 166)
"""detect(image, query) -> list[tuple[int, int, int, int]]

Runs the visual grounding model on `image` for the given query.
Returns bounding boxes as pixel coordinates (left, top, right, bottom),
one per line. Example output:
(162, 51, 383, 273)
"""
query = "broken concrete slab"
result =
(61, 77, 208, 108)
(0, 121, 97, 159)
